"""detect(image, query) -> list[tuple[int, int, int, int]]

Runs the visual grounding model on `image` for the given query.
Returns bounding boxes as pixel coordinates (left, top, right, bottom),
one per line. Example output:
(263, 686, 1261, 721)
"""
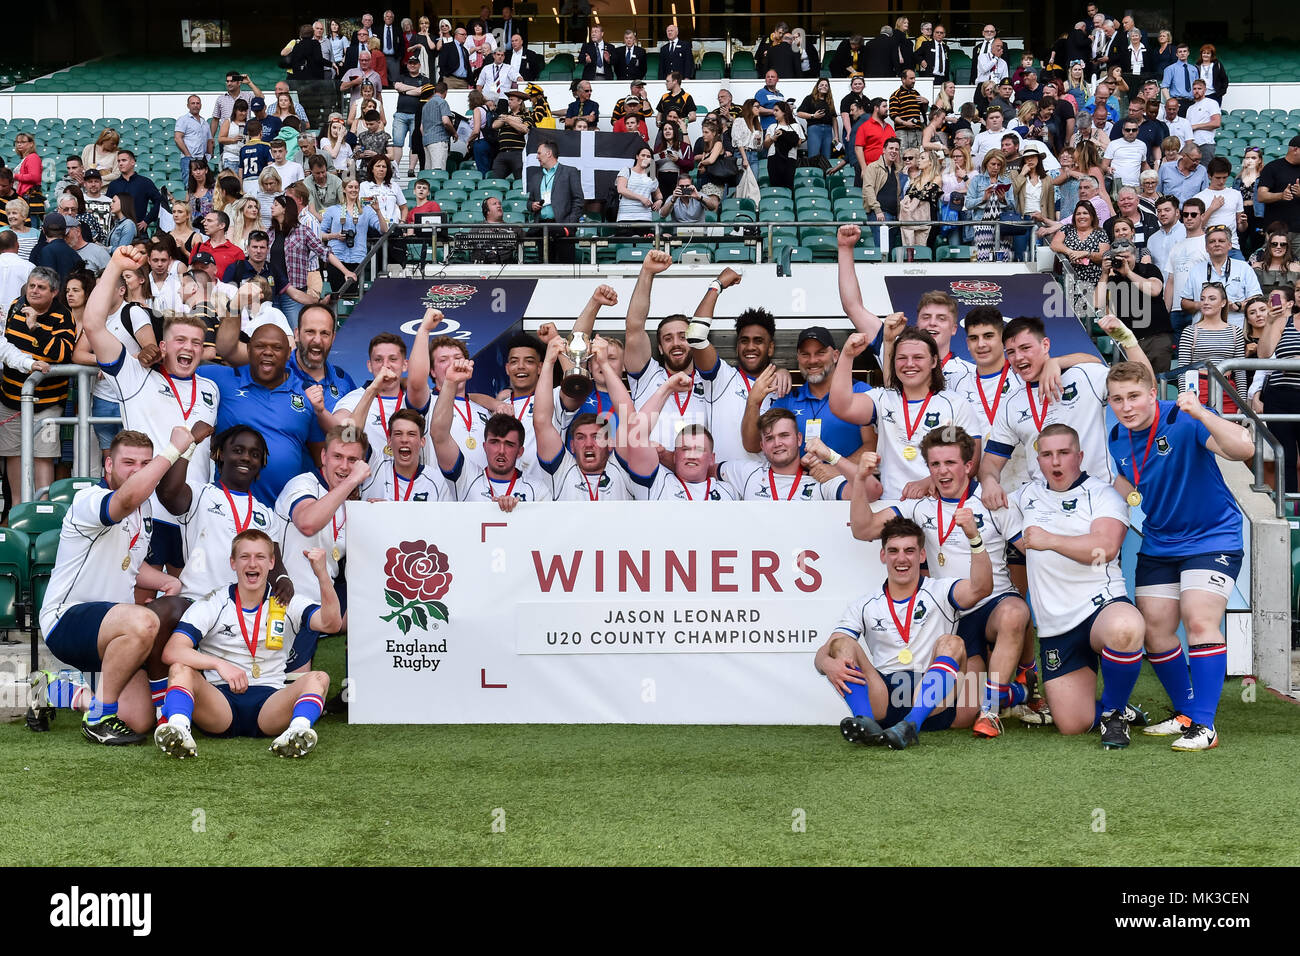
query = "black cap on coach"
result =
(797, 326, 836, 349)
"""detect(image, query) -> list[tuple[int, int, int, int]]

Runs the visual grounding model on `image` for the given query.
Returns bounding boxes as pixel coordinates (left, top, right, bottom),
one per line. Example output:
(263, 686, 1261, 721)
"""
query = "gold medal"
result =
(937, 551, 946, 567)
(466, 436, 477, 450)
(898, 647, 913, 665)
(332, 546, 341, 561)
(384, 444, 392, 456)
(1127, 490, 1142, 507)
(1033, 439, 1040, 452)
(251, 661, 261, 678)
(902, 445, 918, 461)
(121, 555, 130, 570)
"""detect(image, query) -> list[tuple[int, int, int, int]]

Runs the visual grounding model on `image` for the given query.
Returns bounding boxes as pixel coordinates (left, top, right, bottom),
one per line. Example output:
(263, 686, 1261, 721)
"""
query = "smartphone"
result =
(1271, 291, 1284, 308)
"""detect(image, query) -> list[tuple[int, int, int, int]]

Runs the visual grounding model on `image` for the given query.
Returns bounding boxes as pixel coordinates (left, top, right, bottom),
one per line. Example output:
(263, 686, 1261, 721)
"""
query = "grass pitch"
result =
(3, 639, 1299, 867)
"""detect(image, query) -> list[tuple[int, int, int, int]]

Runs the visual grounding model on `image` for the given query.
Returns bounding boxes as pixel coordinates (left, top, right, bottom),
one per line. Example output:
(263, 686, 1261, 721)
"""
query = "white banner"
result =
(347, 501, 884, 724)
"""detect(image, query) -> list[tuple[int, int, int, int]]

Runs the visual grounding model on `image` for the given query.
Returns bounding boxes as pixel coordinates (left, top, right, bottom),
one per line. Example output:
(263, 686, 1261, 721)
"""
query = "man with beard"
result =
(624, 251, 711, 454)
(684, 267, 791, 463)
(431, 357, 551, 508)
(81, 249, 220, 608)
(287, 305, 358, 422)
(361, 407, 447, 502)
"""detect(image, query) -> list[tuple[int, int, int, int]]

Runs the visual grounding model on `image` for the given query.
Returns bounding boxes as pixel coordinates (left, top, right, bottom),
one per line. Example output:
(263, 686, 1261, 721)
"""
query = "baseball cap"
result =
(82, 167, 101, 180)
(797, 326, 836, 349)
(1289, 135, 1300, 149)
(250, 96, 266, 111)
(191, 250, 217, 266)
(406, 51, 421, 62)
(62, 214, 79, 229)
(42, 212, 66, 231)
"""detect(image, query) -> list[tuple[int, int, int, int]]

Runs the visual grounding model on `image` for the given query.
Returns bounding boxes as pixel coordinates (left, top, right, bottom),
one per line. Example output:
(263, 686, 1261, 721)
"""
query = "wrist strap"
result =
(162, 445, 184, 465)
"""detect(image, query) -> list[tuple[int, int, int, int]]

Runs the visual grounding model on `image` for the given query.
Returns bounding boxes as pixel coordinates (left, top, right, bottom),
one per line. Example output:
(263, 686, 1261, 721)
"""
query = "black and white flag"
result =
(523, 130, 647, 200)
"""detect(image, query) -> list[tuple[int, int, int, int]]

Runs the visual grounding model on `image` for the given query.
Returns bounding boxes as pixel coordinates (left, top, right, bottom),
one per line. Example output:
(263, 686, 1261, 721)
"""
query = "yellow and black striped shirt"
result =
(1, 300, 76, 410)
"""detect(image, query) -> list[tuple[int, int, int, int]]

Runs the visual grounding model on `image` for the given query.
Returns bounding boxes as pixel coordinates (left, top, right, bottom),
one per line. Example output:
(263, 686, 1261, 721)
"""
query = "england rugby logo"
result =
(381, 540, 452, 634)
(949, 280, 1003, 306)
(422, 283, 479, 311)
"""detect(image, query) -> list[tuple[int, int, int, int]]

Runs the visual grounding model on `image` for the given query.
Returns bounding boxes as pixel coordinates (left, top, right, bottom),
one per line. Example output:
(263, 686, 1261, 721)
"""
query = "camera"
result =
(343, 229, 357, 245)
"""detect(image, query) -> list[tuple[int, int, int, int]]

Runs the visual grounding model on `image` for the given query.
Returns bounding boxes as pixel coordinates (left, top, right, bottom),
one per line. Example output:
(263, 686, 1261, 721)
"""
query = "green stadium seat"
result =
(891, 246, 934, 262)
(937, 245, 973, 261)
(729, 51, 756, 78)
(801, 234, 839, 259)
(503, 198, 529, 214)
(7, 501, 66, 546)
(758, 197, 794, 215)
(0, 527, 30, 630)
(452, 209, 484, 223)
(503, 210, 525, 224)
(615, 245, 652, 263)
(712, 243, 753, 262)
(30, 528, 59, 621)
(450, 168, 482, 182)
(760, 186, 792, 201)
(46, 477, 94, 505)
(797, 199, 832, 215)
(853, 247, 884, 262)
(479, 178, 510, 192)
(794, 167, 824, 182)
(782, 246, 814, 262)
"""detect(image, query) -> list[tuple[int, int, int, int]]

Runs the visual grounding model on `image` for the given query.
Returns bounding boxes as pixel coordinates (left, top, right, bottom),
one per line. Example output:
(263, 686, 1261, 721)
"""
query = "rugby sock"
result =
(1187, 643, 1227, 727)
(85, 697, 117, 724)
(1100, 647, 1144, 715)
(840, 664, 873, 718)
(903, 656, 959, 729)
(982, 680, 1028, 711)
(1147, 645, 1194, 713)
(289, 693, 325, 731)
(149, 678, 168, 710)
(161, 687, 194, 733)
(45, 674, 87, 709)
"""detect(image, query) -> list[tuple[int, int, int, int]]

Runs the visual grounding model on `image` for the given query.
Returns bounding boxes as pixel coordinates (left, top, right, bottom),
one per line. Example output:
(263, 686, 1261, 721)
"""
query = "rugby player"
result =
(816, 513, 992, 750)
(1107, 361, 1253, 750)
(332, 333, 412, 464)
(155, 531, 338, 758)
(362, 407, 448, 501)
(406, 308, 491, 470)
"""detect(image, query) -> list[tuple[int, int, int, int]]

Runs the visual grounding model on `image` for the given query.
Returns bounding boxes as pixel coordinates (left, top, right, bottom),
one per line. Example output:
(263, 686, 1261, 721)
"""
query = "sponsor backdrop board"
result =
(883, 274, 1100, 361)
(330, 277, 537, 397)
(348, 501, 883, 724)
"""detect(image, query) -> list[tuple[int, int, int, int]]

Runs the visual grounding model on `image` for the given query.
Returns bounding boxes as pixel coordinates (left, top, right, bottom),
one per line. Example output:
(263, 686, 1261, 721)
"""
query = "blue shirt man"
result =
(1161, 49, 1198, 102)
(1157, 156, 1209, 204)
(755, 73, 784, 131)
(205, 361, 325, 506)
(772, 326, 870, 457)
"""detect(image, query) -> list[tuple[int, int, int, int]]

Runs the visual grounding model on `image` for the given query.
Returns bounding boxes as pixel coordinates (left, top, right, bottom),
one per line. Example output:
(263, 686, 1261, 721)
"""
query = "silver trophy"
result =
(560, 331, 595, 401)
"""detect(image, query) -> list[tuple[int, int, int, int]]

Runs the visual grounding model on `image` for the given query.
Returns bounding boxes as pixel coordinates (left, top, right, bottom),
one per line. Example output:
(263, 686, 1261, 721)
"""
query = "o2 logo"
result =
(400, 316, 470, 340)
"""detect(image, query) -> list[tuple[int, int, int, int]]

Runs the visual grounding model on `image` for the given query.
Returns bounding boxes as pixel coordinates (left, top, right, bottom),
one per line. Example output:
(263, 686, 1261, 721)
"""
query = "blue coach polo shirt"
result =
(205, 364, 325, 506)
(288, 351, 358, 408)
(772, 381, 870, 457)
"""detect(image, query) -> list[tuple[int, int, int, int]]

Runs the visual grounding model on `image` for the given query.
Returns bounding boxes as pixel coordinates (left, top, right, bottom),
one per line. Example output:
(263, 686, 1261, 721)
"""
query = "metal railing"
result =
(1159, 358, 1294, 518)
(20, 366, 120, 503)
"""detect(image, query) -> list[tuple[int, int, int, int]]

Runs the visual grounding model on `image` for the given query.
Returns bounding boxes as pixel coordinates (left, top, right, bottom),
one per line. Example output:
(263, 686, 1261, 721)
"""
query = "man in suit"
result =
(1092, 18, 1119, 80)
(579, 24, 615, 82)
(658, 23, 694, 80)
(508, 33, 543, 82)
(378, 10, 407, 73)
(342, 27, 372, 74)
(863, 25, 897, 78)
(528, 139, 584, 263)
(495, 4, 528, 49)
(968, 22, 997, 83)
(614, 30, 648, 81)
(766, 34, 800, 78)
(916, 22, 952, 85)
(439, 26, 473, 89)
(829, 35, 864, 77)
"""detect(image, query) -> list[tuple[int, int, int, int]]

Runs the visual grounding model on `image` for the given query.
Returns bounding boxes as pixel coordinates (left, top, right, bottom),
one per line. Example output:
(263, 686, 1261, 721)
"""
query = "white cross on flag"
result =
(523, 130, 647, 200)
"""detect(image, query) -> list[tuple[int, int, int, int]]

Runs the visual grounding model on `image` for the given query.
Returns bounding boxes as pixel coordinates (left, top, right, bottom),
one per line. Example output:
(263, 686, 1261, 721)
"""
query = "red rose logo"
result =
(381, 540, 451, 634)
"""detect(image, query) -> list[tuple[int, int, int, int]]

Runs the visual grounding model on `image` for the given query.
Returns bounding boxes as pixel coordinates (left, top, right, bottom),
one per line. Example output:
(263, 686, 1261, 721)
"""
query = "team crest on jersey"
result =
(974, 513, 985, 529)
(1156, 436, 1172, 455)
(1045, 648, 1061, 671)
(801, 484, 814, 499)
(1061, 383, 1078, 403)
(1091, 594, 1105, 607)
(477, 412, 490, 424)
(693, 381, 706, 397)
(201, 391, 215, 407)
(414, 492, 429, 501)
(291, 393, 306, 411)
(1062, 498, 1078, 512)
(253, 511, 266, 527)
(924, 412, 941, 428)
(143, 517, 153, 533)
(707, 489, 721, 500)
(913, 600, 928, 621)
(329, 384, 339, 397)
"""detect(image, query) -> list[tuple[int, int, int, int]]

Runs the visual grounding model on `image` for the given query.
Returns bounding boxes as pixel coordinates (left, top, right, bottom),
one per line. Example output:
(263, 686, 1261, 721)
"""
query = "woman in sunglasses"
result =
(1252, 227, 1300, 297)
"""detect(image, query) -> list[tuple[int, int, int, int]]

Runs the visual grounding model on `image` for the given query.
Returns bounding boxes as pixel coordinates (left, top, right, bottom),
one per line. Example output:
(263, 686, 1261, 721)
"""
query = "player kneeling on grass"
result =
(815, 514, 992, 750)
(155, 531, 340, 759)
(1004, 424, 1147, 749)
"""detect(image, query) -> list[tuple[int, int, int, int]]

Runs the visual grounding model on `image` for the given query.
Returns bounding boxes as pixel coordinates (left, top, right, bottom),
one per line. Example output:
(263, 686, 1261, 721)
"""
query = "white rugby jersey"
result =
(175, 586, 319, 689)
(440, 452, 552, 503)
(834, 577, 964, 674)
(505, 392, 542, 481)
(540, 451, 639, 501)
(956, 363, 1031, 491)
(417, 389, 490, 472)
(884, 482, 1013, 611)
(942, 353, 978, 399)
(99, 351, 219, 524)
(719, 460, 846, 501)
(985, 363, 1113, 483)
(361, 459, 450, 502)
(700, 358, 770, 465)
(40, 487, 152, 636)
(90, 302, 146, 402)
(634, 465, 740, 501)
(176, 481, 283, 601)
(628, 358, 710, 451)
(1005, 474, 1130, 637)
(867, 387, 983, 499)
(274, 472, 346, 605)
(332, 386, 409, 465)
